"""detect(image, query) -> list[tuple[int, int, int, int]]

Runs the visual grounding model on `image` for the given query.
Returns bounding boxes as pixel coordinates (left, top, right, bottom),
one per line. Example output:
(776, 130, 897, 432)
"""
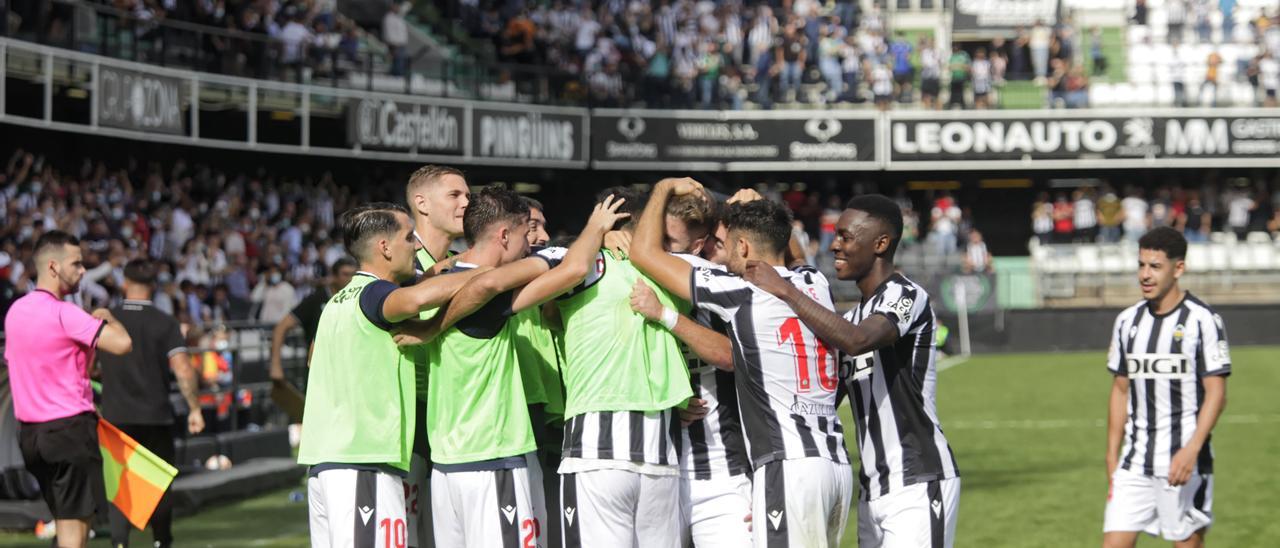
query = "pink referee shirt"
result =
(3, 289, 104, 423)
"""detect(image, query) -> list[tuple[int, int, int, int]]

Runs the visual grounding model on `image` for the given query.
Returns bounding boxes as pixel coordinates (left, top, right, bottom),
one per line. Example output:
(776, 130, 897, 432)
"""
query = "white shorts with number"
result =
(858, 477, 960, 548)
(308, 468, 408, 548)
(405, 452, 432, 548)
(752, 457, 854, 548)
(1104, 468, 1213, 541)
(680, 474, 752, 547)
(560, 469, 681, 548)
(431, 453, 546, 548)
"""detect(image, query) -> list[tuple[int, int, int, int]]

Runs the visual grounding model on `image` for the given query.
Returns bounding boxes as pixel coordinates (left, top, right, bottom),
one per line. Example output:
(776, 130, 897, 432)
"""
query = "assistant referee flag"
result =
(98, 419, 178, 530)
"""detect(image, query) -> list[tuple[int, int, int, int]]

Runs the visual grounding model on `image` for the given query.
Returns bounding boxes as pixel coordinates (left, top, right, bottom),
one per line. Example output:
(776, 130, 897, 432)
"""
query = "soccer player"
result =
(629, 214, 751, 547)
(514, 196, 568, 546)
(4, 230, 132, 548)
(298, 203, 485, 548)
(1103, 227, 1228, 548)
(404, 164, 470, 547)
(631, 179, 854, 548)
(742, 194, 961, 548)
(396, 189, 628, 548)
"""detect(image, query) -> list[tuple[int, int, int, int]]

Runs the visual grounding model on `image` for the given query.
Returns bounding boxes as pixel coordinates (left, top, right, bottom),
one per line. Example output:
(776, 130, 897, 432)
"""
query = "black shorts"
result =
(922, 78, 941, 96)
(894, 69, 914, 85)
(19, 412, 104, 520)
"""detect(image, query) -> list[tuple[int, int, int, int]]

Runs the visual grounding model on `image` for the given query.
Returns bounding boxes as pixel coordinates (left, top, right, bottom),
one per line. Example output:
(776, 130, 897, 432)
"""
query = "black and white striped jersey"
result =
(842, 274, 959, 501)
(691, 265, 850, 469)
(673, 255, 751, 480)
(1108, 293, 1231, 477)
(560, 410, 680, 466)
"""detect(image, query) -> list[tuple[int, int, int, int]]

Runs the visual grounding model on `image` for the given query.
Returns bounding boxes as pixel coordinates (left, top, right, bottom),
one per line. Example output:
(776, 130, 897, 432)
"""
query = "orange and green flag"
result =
(97, 419, 179, 530)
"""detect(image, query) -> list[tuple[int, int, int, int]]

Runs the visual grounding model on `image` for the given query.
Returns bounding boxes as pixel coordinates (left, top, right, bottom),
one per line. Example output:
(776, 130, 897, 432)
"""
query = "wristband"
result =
(660, 307, 679, 330)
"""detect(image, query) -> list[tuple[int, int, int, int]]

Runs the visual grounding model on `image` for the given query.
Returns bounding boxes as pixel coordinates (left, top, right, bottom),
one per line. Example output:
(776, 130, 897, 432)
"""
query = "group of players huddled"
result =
(296, 167, 1229, 548)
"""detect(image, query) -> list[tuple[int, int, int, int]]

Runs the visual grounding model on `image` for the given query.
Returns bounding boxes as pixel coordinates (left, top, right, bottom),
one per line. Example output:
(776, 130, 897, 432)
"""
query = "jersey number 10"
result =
(779, 318, 839, 392)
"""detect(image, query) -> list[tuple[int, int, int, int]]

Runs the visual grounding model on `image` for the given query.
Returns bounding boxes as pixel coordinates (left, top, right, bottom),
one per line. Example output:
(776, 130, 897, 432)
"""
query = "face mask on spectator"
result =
(121, 225, 134, 238)
(29, 183, 41, 194)
(215, 339, 229, 351)
(158, 272, 173, 284)
(270, 273, 283, 284)
(250, 208, 260, 220)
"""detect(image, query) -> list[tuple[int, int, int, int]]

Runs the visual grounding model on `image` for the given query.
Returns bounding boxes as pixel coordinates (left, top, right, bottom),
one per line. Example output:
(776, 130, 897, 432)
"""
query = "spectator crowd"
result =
(0, 147, 368, 332)
(1031, 180, 1280, 246)
(450, 0, 1097, 110)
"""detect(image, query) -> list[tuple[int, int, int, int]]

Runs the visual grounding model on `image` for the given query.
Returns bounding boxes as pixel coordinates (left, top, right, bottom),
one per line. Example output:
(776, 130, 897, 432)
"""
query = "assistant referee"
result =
(98, 259, 205, 548)
(3, 231, 132, 548)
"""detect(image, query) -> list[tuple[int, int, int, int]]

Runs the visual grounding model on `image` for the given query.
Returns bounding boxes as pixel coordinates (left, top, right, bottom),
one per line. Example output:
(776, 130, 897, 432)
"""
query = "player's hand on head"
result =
(587, 194, 630, 234)
(629, 280, 662, 321)
(604, 230, 632, 259)
(668, 177, 704, 197)
(678, 397, 709, 426)
(726, 188, 764, 205)
(743, 260, 789, 297)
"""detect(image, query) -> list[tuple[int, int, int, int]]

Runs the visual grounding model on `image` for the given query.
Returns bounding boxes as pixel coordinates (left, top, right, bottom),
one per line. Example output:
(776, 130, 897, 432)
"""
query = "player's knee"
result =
(1101, 531, 1138, 548)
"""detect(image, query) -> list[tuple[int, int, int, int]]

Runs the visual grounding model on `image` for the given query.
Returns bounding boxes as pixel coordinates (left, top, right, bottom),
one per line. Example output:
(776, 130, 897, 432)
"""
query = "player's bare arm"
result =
(509, 194, 630, 312)
(629, 280, 733, 370)
(1169, 376, 1226, 486)
(1106, 375, 1130, 481)
(381, 265, 492, 324)
(631, 178, 705, 302)
(742, 260, 898, 356)
(91, 308, 133, 355)
(268, 313, 299, 380)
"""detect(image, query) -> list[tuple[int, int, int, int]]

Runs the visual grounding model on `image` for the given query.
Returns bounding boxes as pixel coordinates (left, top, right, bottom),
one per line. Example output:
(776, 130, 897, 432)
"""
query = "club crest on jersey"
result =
(1125, 353, 1192, 379)
(1173, 324, 1185, 341)
(1129, 325, 1138, 339)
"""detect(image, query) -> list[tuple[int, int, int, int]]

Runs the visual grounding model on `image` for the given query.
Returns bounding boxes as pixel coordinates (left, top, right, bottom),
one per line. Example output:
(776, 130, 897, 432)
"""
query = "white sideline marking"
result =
(937, 356, 970, 372)
(945, 414, 1280, 430)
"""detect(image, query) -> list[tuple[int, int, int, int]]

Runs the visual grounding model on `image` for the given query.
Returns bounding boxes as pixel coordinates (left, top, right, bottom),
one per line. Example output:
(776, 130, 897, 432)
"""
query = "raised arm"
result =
(91, 308, 133, 356)
(631, 178, 705, 302)
(381, 265, 491, 324)
(509, 194, 630, 312)
(440, 258, 551, 332)
(741, 260, 897, 356)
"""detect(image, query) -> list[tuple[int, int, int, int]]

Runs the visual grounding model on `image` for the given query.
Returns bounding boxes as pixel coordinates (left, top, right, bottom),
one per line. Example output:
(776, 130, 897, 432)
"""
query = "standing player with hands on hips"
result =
(742, 194, 961, 548)
(1103, 227, 1228, 548)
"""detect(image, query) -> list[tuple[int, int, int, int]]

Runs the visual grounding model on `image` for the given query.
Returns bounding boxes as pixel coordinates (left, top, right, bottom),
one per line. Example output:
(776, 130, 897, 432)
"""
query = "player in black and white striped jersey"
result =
(633, 179, 854, 548)
(1103, 227, 1229, 548)
(744, 194, 960, 548)
(629, 216, 752, 547)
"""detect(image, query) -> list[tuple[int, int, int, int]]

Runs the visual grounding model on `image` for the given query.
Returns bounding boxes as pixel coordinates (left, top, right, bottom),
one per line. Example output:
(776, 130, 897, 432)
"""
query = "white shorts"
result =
(858, 477, 961, 548)
(405, 452, 432, 548)
(308, 468, 408, 548)
(431, 453, 546, 548)
(1104, 468, 1213, 541)
(560, 469, 680, 548)
(680, 474, 752, 547)
(752, 457, 854, 548)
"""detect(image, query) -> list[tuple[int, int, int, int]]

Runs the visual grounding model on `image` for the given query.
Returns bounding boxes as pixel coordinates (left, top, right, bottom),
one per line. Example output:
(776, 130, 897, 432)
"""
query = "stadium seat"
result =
(1251, 244, 1275, 273)
(1186, 245, 1209, 273)
(1076, 245, 1103, 275)
(1246, 232, 1272, 244)
(1208, 243, 1231, 272)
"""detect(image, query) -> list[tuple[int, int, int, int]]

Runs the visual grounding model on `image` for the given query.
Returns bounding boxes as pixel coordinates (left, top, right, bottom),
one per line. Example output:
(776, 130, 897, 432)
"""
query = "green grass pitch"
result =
(1, 346, 1276, 546)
